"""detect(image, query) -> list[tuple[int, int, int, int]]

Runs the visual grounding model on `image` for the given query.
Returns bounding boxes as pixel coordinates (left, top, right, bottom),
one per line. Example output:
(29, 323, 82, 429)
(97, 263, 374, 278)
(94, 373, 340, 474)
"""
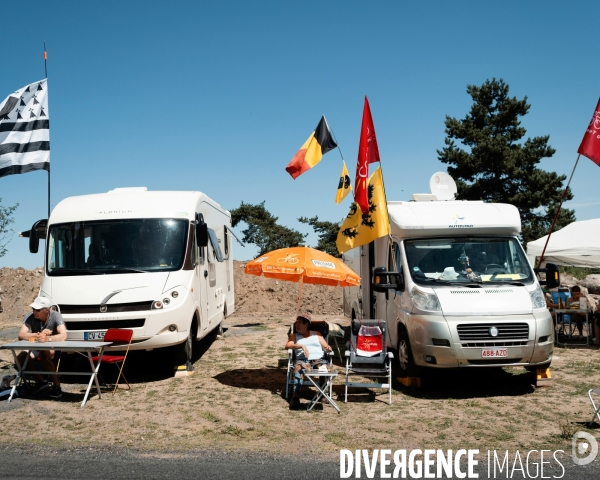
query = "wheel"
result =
(175, 320, 197, 366)
(525, 361, 551, 372)
(212, 321, 223, 340)
(396, 331, 417, 377)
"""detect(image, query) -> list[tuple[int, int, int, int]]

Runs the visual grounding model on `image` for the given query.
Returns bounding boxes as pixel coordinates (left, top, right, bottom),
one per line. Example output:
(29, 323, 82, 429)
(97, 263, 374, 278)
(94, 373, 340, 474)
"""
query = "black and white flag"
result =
(0, 79, 49, 178)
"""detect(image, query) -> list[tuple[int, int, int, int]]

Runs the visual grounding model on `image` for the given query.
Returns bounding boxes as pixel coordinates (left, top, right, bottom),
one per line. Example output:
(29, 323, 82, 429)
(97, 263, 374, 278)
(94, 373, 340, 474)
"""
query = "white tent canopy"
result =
(526, 218, 600, 268)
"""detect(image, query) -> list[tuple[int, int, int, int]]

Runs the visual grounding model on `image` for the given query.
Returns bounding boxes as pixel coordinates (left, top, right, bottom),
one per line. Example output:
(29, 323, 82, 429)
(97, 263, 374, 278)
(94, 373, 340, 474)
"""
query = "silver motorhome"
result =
(343, 189, 559, 376)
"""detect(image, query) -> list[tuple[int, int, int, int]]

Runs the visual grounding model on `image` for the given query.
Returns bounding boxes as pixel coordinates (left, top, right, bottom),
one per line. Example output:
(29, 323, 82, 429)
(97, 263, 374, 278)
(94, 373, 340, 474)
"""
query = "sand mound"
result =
(0, 261, 342, 327)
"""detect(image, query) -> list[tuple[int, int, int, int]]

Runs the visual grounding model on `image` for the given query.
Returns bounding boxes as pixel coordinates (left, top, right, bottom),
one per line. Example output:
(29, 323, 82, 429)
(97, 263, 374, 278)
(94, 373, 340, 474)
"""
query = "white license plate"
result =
(84, 331, 105, 341)
(481, 348, 508, 358)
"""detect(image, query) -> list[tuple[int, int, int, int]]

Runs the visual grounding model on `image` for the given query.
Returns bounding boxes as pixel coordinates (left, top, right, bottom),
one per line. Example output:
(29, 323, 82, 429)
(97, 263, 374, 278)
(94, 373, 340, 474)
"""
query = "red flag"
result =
(354, 96, 380, 214)
(578, 98, 600, 166)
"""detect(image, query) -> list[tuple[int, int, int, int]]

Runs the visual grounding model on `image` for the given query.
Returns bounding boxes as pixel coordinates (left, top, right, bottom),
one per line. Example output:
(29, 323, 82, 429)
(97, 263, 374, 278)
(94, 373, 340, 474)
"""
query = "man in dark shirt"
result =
(17, 297, 67, 399)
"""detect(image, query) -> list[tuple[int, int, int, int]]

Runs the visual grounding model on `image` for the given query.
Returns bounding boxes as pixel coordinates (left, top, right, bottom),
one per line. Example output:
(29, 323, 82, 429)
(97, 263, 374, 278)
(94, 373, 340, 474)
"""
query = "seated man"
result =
(285, 313, 332, 409)
(17, 297, 68, 399)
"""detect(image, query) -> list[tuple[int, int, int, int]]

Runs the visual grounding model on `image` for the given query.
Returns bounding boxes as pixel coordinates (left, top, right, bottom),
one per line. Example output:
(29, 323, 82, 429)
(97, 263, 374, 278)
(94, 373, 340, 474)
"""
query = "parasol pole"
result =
(295, 275, 304, 318)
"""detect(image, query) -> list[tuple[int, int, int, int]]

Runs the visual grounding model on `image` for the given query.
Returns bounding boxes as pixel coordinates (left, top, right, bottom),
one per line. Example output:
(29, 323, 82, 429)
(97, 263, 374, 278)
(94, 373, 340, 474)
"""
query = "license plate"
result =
(84, 331, 105, 341)
(481, 348, 508, 358)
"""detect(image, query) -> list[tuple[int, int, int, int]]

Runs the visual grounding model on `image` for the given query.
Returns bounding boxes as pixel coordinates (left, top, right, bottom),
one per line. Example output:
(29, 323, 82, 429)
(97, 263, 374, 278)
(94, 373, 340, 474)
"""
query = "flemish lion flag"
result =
(286, 116, 337, 179)
(336, 167, 390, 255)
(354, 96, 380, 214)
(335, 160, 352, 204)
(578, 98, 600, 166)
(0, 79, 49, 178)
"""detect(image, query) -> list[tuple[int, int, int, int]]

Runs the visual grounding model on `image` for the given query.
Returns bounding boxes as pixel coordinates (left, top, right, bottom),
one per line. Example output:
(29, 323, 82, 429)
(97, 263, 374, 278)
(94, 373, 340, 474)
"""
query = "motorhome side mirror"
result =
(372, 266, 401, 293)
(29, 226, 39, 254)
(544, 263, 560, 289)
(196, 222, 208, 247)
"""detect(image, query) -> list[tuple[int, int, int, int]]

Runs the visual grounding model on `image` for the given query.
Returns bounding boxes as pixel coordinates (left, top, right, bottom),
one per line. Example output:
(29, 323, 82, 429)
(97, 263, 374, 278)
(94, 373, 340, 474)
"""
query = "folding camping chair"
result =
(285, 320, 333, 399)
(92, 328, 133, 395)
(589, 388, 600, 426)
(344, 319, 393, 405)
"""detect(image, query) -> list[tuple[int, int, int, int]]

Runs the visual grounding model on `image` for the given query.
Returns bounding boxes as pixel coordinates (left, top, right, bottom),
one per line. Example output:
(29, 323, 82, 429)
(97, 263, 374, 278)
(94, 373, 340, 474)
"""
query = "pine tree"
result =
(298, 216, 340, 257)
(437, 78, 575, 243)
(230, 201, 306, 256)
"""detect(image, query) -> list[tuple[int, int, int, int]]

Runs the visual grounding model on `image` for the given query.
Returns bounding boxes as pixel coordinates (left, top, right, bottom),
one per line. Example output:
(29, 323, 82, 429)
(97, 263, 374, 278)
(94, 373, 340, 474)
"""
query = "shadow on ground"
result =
(55, 332, 219, 386)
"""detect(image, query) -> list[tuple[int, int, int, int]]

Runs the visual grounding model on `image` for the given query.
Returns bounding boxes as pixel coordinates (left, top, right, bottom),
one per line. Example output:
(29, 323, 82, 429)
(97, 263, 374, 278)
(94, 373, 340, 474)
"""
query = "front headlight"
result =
(530, 285, 546, 309)
(410, 286, 441, 312)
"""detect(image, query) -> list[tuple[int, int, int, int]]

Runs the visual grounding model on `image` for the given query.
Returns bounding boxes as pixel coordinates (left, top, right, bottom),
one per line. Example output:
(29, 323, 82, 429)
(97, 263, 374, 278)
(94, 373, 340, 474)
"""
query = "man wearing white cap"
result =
(17, 297, 68, 399)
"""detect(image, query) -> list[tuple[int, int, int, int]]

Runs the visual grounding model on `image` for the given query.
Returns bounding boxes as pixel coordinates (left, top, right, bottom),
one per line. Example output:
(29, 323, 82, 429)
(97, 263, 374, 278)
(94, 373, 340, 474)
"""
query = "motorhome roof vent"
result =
(412, 193, 437, 201)
(107, 187, 148, 193)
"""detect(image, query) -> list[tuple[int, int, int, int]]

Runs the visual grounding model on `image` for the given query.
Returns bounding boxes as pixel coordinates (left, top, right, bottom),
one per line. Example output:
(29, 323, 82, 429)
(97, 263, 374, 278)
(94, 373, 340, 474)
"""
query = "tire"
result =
(175, 320, 197, 366)
(212, 321, 223, 340)
(525, 361, 551, 372)
(396, 331, 417, 377)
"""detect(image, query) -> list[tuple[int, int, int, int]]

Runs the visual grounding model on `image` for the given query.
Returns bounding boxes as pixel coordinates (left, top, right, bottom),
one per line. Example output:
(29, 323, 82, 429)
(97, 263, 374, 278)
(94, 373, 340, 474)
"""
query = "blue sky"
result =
(1, 1, 599, 268)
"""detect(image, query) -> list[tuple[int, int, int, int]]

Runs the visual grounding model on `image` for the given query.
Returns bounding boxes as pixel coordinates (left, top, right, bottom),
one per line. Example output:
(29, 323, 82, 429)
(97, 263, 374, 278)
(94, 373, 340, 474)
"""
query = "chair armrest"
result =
(387, 352, 394, 359)
(345, 350, 350, 357)
(287, 349, 293, 358)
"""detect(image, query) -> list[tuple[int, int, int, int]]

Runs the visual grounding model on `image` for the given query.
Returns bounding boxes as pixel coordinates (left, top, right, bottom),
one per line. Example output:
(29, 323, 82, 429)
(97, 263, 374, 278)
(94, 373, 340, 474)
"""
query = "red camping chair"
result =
(92, 329, 133, 395)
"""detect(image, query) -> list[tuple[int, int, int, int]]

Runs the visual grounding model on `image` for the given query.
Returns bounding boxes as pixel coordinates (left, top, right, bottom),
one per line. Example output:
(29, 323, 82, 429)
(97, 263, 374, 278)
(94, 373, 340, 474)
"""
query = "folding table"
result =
(0, 340, 111, 408)
(303, 369, 340, 413)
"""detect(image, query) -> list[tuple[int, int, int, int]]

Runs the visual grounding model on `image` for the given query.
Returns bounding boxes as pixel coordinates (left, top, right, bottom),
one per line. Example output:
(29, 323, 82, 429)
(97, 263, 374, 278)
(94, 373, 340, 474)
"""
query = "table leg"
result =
(305, 376, 340, 414)
(81, 348, 104, 408)
(7, 349, 29, 403)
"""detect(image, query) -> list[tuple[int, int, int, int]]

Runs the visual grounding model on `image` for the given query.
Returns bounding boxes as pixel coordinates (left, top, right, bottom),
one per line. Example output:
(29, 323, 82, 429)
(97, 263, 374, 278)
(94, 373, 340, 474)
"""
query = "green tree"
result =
(437, 78, 575, 243)
(0, 199, 18, 258)
(230, 201, 306, 256)
(298, 216, 340, 257)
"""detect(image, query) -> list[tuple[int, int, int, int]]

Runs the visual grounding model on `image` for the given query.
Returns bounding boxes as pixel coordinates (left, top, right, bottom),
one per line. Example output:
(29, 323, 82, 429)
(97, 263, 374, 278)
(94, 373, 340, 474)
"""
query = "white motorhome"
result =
(343, 175, 559, 375)
(25, 187, 236, 365)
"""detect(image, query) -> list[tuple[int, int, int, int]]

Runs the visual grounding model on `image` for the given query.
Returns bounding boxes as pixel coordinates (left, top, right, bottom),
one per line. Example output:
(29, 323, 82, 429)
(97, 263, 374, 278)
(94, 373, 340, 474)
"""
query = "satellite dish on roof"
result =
(429, 172, 457, 201)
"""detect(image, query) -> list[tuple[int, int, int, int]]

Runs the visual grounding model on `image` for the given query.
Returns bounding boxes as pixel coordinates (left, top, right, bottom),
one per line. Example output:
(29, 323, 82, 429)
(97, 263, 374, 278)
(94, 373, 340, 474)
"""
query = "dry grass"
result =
(1, 313, 600, 459)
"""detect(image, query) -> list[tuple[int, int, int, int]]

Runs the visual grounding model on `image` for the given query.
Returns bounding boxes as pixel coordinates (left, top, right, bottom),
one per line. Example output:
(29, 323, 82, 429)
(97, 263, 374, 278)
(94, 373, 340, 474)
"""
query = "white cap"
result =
(29, 297, 52, 309)
(440, 267, 459, 280)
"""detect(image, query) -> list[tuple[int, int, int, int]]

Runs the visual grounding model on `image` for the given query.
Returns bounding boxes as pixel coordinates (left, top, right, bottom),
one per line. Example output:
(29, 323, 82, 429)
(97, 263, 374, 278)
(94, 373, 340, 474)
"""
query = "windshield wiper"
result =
(94, 267, 148, 274)
(49, 268, 104, 276)
(418, 277, 453, 286)
(487, 280, 526, 286)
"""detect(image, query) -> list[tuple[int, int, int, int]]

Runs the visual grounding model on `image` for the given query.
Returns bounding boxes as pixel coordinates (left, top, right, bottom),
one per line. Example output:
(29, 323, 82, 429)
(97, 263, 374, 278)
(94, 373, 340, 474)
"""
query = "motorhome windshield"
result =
(47, 219, 188, 276)
(404, 237, 534, 286)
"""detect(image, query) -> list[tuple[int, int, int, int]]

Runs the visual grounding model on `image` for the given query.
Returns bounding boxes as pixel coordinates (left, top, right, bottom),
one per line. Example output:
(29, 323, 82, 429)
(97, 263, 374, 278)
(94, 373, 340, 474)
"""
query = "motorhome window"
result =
(388, 241, 403, 292)
(46, 219, 188, 275)
(223, 226, 229, 259)
(207, 228, 224, 262)
(404, 237, 534, 285)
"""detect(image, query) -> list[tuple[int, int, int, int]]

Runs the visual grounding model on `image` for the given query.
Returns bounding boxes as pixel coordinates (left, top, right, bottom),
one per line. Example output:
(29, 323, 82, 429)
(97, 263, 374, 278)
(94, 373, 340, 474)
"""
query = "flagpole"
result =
(538, 154, 580, 266)
(44, 42, 50, 218)
(326, 117, 345, 162)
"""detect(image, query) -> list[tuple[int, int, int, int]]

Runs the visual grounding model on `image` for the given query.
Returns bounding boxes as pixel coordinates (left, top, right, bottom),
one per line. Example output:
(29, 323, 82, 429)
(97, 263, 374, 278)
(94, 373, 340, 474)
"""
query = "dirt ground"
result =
(1, 263, 600, 459)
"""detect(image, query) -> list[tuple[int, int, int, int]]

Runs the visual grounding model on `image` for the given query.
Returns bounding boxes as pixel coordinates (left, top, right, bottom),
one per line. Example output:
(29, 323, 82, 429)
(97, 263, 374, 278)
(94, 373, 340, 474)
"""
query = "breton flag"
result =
(336, 166, 390, 255)
(0, 79, 49, 178)
(335, 160, 352, 204)
(578, 98, 600, 166)
(354, 96, 380, 214)
(286, 116, 337, 179)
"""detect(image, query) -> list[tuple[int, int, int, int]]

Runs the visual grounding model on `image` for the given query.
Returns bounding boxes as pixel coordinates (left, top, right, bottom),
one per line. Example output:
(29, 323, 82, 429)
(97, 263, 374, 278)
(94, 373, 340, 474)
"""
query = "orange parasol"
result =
(244, 246, 360, 316)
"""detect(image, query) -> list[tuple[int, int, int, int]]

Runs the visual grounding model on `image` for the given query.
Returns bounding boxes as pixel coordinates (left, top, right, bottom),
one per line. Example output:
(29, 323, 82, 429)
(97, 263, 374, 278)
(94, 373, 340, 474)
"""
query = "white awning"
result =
(526, 219, 600, 268)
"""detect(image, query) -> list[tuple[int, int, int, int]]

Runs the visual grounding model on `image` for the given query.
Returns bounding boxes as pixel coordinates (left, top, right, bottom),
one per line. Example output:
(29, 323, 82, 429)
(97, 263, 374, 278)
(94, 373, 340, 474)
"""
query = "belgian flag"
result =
(286, 116, 337, 179)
